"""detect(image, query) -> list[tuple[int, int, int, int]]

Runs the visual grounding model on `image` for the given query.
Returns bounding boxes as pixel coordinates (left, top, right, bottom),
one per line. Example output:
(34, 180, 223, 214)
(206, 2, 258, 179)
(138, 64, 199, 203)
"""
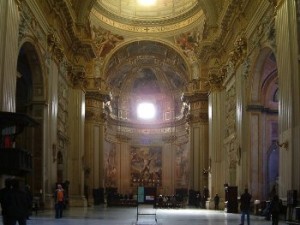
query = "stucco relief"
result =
(226, 138, 239, 169)
(19, 2, 47, 47)
(175, 146, 189, 188)
(248, 10, 275, 53)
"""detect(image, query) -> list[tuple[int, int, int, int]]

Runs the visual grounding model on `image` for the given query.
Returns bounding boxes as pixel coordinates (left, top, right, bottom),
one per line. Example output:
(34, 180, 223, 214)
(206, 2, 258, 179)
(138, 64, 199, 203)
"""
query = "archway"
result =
(16, 41, 45, 198)
(249, 48, 278, 200)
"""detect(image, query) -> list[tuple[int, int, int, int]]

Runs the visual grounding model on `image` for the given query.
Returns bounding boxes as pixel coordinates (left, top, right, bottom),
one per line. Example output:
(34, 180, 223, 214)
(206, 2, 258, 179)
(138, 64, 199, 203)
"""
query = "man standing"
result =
(240, 188, 252, 225)
(54, 184, 65, 218)
(0, 178, 11, 225)
(214, 194, 220, 210)
(3, 179, 31, 225)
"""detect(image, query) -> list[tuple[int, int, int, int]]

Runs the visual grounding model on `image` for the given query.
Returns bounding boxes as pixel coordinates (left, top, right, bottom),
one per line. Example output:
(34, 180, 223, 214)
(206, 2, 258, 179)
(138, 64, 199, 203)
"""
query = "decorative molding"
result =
(162, 135, 177, 144)
(47, 32, 64, 62)
(246, 104, 278, 114)
(91, 2, 203, 35)
(276, 140, 288, 150)
(198, 0, 248, 61)
(19, 1, 47, 48)
(46, 0, 96, 61)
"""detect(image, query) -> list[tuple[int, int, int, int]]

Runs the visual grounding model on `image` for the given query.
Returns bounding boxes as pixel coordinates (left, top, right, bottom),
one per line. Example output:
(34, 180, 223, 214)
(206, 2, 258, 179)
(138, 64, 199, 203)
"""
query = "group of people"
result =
(0, 178, 32, 225)
(239, 188, 282, 225)
(0, 179, 66, 225)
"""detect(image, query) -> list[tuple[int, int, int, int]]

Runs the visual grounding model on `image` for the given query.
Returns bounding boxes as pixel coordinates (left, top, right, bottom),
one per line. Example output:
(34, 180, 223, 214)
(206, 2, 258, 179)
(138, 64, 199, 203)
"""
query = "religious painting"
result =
(175, 146, 189, 188)
(104, 142, 117, 187)
(130, 146, 162, 187)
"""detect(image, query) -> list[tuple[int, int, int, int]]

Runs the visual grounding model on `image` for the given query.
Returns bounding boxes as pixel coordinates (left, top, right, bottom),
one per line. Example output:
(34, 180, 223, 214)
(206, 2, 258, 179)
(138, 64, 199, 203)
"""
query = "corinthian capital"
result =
(67, 65, 87, 89)
(208, 68, 225, 92)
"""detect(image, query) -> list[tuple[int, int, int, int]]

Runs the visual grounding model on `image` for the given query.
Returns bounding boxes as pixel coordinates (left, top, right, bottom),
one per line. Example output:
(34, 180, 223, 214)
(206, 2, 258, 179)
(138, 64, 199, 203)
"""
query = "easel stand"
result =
(136, 203, 157, 223)
(136, 186, 157, 224)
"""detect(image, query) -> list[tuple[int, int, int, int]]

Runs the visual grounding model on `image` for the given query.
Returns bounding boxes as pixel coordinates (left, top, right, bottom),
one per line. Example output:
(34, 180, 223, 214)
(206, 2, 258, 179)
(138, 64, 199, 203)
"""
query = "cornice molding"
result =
(93, 1, 202, 26)
(198, 0, 248, 61)
(246, 104, 278, 114)
(45, 0, 96, 61)
(47, 32, 64, 63)
(181, 92, 208, 104)
(85, 91, 110, 103)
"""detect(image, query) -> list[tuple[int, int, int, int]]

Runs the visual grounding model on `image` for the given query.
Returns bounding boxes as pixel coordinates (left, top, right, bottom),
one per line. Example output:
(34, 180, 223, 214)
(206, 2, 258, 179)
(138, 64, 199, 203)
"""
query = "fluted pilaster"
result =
(275, 0, 300, 197)
(208, 90, 226, 200)
(67, 88, 86, 206)
(0, 0, 20, 111)
(84, 91, 108, 199)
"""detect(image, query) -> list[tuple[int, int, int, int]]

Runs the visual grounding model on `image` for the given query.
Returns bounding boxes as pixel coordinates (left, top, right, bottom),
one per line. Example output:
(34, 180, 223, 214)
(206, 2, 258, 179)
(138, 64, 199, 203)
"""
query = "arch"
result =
(103, 39, 192, 82)
(16, 41, 46, 197)
(250, 47, 277, 104)
(17, 40, 47, 105)
(248, 47, 279, 199)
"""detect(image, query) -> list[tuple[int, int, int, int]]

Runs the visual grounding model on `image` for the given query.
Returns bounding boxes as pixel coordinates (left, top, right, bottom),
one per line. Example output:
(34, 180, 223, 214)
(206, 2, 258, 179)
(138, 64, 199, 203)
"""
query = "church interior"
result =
(0, 0, 300, 218)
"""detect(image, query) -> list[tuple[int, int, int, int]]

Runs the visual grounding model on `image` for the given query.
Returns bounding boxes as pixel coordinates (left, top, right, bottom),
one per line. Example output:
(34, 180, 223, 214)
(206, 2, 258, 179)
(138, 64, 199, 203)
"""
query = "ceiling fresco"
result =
(104, 41, 189, 95)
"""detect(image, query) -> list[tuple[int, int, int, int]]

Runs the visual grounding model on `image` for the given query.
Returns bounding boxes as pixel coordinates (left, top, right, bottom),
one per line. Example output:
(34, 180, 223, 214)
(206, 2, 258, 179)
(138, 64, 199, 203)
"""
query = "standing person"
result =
(269, 195, 281, 225)
(202, 186, 209, 209)
(214, 194, 220, 210)
(239, 188, 252, 225)
(0, 178, 12, 225)
(54, 183, 65, 219)
(3, 179, 31, 225)
(24, 185, 33, 219)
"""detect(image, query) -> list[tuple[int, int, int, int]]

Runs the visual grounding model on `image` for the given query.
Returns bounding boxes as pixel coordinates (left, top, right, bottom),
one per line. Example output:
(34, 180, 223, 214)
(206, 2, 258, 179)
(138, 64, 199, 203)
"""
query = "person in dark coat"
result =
(214, 194, 220, 210)
(0, 178, 12, 225)
(239, 188, 252, 225)
(3, 179, 31, 225)
(269, 195, 281, 225)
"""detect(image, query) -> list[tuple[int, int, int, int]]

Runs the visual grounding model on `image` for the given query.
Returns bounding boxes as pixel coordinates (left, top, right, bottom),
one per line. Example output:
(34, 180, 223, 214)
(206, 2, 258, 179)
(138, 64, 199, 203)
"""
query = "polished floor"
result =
(14, 205, 288, 225)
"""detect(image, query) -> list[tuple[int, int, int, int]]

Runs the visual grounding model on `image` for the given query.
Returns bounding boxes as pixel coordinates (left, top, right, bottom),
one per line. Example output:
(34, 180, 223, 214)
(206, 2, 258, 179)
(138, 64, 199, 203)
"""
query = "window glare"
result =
(137, 102, 156, 119)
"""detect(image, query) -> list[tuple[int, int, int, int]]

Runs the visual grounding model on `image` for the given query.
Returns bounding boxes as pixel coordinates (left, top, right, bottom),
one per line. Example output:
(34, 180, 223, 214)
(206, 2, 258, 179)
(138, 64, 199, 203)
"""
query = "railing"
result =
(0, 148, 32, 175)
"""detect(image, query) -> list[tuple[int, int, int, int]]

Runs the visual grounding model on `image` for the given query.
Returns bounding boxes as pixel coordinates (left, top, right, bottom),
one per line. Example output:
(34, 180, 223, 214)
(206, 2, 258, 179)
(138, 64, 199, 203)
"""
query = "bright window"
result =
(137, 102, 156, 120)
(137, 0, 156, 6)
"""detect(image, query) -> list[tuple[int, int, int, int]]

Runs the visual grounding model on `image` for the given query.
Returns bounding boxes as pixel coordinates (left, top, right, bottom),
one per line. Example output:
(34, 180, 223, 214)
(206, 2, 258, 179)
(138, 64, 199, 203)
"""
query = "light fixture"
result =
(137, 0, 156, 6)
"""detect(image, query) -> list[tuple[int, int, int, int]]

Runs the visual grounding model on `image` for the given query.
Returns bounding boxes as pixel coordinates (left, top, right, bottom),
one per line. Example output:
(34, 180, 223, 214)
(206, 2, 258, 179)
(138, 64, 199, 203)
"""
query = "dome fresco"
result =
(96, 0, 199, 21)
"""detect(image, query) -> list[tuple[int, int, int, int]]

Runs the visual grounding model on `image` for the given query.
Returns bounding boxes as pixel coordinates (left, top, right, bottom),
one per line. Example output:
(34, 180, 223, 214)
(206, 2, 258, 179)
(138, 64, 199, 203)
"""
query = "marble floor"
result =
(15, 205, 288, 225)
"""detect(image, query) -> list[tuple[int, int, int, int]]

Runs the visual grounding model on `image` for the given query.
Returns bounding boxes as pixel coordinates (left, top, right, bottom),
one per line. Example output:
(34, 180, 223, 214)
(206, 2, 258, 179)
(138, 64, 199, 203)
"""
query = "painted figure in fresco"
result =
(105, 146, 117, 187)
(93, 28, 124, 57)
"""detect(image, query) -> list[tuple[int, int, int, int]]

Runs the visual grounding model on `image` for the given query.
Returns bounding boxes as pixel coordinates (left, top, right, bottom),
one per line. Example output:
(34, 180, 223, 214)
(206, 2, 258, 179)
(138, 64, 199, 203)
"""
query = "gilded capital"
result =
(207, 68, 225, 92)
